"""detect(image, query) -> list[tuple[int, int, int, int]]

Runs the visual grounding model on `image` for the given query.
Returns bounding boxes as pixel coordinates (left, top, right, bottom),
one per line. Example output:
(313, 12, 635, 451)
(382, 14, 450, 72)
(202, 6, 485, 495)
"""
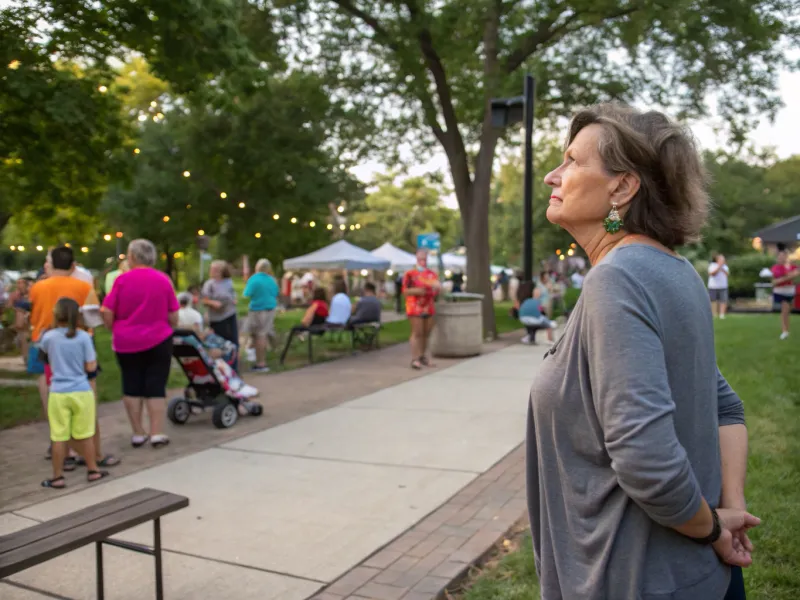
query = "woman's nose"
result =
(543, 168, 560, 187)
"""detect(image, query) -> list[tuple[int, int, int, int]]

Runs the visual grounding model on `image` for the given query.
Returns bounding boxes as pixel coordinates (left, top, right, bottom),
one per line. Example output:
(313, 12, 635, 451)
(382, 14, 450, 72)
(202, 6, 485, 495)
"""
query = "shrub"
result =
(727, 254, 774, 298)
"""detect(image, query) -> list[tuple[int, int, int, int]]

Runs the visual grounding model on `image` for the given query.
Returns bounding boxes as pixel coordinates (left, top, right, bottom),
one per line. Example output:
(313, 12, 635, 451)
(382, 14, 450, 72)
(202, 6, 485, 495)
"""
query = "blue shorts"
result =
(27, 345, 45, 375)
(774, 293, 795, 305)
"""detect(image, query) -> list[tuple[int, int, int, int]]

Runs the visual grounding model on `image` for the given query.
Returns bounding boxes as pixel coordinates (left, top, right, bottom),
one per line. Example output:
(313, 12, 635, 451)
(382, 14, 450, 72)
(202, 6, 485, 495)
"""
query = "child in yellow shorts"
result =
(39, 298, 110, 488)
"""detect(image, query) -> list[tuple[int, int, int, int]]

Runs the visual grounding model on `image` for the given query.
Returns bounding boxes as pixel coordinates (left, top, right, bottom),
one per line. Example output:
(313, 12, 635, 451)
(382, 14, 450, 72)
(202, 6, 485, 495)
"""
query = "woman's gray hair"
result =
(567, 103, 709, 248)
(254, 258, 273, 274)
(127, 239, 157, 267)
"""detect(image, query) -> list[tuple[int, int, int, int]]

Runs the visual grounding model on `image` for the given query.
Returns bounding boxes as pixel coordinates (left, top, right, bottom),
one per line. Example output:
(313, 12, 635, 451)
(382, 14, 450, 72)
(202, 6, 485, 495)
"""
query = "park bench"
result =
(279, 321, 382, 365)
(0, 488, 189, 600)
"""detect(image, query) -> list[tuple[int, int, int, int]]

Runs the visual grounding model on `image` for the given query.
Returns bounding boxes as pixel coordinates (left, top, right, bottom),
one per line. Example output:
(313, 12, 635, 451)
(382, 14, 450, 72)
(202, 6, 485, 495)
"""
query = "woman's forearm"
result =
(719, 424, 748, 508)
(672, 497, 715, 539)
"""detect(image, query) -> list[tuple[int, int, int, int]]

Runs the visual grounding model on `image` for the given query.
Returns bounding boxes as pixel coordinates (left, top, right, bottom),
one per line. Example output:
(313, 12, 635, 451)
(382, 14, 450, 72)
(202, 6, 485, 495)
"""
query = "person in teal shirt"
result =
(242, 258, 279, 372)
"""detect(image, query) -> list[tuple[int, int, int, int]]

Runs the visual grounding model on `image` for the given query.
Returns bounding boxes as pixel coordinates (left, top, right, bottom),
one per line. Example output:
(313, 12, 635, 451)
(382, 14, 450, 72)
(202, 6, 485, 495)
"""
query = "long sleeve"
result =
(717, 368, 745, 426)
(582, 264, 702, 527)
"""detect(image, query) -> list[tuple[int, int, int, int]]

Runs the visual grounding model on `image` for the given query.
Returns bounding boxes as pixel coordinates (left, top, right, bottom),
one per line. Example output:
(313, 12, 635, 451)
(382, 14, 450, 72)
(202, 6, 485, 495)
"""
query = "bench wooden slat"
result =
(0, 488, 165, 554)
(0, 491, 188, 578)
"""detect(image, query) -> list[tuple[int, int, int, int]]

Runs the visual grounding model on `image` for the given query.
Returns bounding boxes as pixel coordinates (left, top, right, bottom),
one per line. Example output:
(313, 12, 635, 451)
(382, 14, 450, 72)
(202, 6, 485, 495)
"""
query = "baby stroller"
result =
(168, 329, 263, 429)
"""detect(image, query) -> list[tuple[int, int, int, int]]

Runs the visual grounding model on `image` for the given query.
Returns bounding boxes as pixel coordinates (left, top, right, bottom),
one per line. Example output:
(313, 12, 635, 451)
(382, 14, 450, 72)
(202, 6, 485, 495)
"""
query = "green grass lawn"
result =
(0, 302, 519, 430)
(457, 314, 800, 600)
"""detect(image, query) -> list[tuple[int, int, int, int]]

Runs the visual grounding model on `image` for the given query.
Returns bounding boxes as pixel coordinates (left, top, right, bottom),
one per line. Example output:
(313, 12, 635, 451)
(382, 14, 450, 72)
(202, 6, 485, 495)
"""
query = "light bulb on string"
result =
(197, 229, 205, 236)
(183, 171, 191, 178)
(8, 60, 20, 70)
(119, 253, 125, 260)
(18, 245, 25, 251)
(36, 245, 43, 251)
(116, 232, 123, 238)
(255, 232, 261, 239)
(238, 202, 245, 209)
(156, 112, 164, 119)
(186, 204, 191, 209)
(64, 243, 70, 248)
(150, 101, 157, 108)
(355, 224, 361, 229)
(309, 221, 316, 228)
(272, 214, 279, 220)
(340, 224, 346, 231)
(138, 114, 147, 122)
(81, 247, 89, 253)
(103, 234, 112, 241)
(98, 85, 108, 93)
(290, 217, 297, 224)
(567, 248, 574, 256)
(133, 148, 140, 155)
(326, 224, 333, 230)
(220, 192, 227, 199)
(349, 225, 355, 231)
(9, 245, 15, 251)
(163, 216, 170, 222)
(337, 206, 344, 213)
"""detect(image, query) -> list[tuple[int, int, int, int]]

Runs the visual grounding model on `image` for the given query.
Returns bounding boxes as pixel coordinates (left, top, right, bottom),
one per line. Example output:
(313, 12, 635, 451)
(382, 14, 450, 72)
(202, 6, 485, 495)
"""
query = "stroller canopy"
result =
(283, 240, 391, 271)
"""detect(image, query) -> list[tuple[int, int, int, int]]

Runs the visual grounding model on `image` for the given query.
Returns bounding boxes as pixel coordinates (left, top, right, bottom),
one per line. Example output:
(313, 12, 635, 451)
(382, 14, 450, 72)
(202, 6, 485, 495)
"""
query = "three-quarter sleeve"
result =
(717, 368, 745, 426)
(581, 264, 702, 528)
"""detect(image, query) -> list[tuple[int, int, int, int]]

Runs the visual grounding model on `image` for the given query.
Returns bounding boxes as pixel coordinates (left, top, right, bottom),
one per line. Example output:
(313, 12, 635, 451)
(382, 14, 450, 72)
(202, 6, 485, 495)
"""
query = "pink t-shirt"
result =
(102, 267, 179, 353)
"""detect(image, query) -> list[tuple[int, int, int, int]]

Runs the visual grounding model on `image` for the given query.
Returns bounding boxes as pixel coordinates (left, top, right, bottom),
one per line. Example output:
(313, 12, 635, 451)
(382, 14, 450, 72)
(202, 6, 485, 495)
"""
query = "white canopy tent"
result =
(371, 242, 416, 272)
(283, 239, 391, 271)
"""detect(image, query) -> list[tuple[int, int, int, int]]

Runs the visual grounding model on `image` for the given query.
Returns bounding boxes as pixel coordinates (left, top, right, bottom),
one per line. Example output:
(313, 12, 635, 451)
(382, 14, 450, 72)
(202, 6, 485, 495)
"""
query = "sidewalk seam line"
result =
(215, 446, 484, 474)
(1, 579, 74, 600)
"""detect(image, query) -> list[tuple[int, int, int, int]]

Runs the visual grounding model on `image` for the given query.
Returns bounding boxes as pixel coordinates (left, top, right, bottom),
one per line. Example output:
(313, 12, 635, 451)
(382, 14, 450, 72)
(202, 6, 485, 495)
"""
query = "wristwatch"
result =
(688, 507, 722, 544)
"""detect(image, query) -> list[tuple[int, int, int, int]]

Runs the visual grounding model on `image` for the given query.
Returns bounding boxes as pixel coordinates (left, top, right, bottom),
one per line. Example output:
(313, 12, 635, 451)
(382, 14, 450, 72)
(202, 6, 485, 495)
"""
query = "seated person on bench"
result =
(296, 287, 329, 330)
(518, 282, 556, 345)
(348, 282, 382, 327)
(326, 277, 351, 327)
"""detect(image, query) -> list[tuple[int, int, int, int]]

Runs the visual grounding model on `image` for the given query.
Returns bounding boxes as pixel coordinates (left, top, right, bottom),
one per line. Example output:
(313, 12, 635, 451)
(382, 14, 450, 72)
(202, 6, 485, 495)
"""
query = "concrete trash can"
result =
(431, 293, 484, 358)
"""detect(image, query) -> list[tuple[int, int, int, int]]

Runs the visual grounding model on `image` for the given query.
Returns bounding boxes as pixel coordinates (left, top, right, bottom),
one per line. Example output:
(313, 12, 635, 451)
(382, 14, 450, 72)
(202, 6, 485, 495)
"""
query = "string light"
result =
(119, 253, 125, 260)
(339, 224, 346, 231)
(138, 114, 147, 122)
(355, 224, 361, 230)
(238, 202, 245, 208)
(555, 249, 561, 255)
(81, 246, 89, 253)
(103, 234, 112, 241)
(360, 269, 368, 276)
(272, 214, 279, 220)
(116, 232, 123, 238)
(150, 101, 157, 108)
(18, 245, 25, 251)
(183, 171, 191, 178)
(290, 217, 297, 224)
(567, 248, 574, 256)
(8, 60, 20, 70)
(349, 225, 355, 231)
(9, 245, 15, 251)
(36, 245, 43, 251)
(133, 148, 140, 154)
(255, 232, 261, 238)
(337, 206, 344, 213)
(64, 243, 71, 248)
(559, 254, 565, 261)
(98, 85, 108, 93)
(220, 192, 227, 199)
(156, 112, 164, 119)
(174, 252, 184, 258)
(163, 216, 170, 222)
(197, 229, 205, 236)
(309, 221, 316, 228)
(326, 224, 333, 230)
(186, 204, 191, 209)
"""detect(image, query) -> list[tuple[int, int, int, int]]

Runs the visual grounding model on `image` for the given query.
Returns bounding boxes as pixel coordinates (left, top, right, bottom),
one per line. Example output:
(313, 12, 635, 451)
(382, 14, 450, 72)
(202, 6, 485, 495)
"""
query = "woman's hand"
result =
(712, 508, 760, 567)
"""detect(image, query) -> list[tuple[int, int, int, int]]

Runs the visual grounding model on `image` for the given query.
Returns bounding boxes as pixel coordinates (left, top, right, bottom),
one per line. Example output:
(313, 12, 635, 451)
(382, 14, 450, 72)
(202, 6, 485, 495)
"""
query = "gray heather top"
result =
(201, 278, 237, 323)
(527, 244, 745, 600)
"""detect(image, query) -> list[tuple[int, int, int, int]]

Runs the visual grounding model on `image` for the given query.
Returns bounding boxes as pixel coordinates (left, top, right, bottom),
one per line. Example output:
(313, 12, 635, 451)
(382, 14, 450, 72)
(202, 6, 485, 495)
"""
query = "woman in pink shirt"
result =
(103, 239, 179, 448)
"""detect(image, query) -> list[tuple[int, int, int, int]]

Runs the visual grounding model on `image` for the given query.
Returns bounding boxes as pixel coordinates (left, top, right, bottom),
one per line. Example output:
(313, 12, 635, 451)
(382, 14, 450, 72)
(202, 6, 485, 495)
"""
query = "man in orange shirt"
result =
(29, 246, 117, 466)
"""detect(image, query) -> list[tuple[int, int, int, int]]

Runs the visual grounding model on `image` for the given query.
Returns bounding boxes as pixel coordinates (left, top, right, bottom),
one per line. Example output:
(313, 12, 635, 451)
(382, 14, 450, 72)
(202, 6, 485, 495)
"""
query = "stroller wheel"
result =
(167, 397, 191, 425)
(212, 402, 238, 429)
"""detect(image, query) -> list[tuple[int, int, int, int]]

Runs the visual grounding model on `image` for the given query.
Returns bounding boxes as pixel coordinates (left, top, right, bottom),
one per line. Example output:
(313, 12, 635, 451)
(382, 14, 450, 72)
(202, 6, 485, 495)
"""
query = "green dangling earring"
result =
(603, 202, 623, 234)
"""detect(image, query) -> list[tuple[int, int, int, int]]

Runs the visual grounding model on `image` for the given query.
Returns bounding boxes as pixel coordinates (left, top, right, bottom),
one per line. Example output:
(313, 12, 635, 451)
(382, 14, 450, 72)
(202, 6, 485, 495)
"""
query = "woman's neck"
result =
(575, 227, 672, 266)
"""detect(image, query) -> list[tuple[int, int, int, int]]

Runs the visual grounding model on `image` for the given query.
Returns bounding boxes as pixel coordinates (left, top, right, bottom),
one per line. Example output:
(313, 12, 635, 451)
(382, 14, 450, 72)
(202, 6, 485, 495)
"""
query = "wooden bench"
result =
(279, 321, 382, 365)
(0, 488, 189, 600)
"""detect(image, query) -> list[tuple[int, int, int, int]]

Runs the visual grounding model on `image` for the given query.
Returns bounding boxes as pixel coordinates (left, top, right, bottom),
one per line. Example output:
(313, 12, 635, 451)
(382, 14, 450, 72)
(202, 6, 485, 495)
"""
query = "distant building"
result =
(753, 215, 800, 257)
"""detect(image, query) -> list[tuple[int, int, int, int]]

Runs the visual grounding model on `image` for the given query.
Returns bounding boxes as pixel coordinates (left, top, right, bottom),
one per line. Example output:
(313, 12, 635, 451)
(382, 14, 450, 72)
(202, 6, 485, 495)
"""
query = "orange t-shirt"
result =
(29, 276, 97, 341)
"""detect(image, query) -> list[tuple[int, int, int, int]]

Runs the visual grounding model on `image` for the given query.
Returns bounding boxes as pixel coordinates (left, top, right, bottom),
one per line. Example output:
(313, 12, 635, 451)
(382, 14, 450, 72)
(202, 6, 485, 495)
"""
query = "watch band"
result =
(688, 507, 722, 544)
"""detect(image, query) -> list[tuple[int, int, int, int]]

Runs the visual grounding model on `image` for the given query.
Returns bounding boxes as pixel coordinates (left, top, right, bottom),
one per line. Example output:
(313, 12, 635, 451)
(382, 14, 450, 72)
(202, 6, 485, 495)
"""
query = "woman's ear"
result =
(610, 172, 640, 209)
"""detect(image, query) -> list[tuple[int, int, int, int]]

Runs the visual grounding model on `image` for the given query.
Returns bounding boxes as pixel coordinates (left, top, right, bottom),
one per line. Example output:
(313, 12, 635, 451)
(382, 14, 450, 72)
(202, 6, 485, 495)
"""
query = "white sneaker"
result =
(780, 331, 789, 340)
(719, 314, 726, 320)
(521, 334, 532, 345)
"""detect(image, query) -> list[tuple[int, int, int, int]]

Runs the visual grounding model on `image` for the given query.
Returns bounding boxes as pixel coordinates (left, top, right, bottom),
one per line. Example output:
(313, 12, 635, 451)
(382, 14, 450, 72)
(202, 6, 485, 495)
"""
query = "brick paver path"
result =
(1, 335, 520, 513)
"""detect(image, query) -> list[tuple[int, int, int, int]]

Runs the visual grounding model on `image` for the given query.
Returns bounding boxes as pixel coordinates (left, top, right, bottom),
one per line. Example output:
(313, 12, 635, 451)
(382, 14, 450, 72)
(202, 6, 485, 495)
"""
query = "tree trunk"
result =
(462, 175, 496, 339)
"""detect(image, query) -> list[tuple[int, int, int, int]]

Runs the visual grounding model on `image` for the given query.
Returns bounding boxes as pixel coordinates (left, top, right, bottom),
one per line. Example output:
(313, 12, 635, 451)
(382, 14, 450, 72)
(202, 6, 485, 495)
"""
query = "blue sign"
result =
(417, 233, 441, 251)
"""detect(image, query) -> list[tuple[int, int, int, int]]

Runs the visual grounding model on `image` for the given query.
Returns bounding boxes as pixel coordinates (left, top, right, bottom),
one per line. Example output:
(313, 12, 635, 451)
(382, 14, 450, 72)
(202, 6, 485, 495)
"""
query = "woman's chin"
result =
(545, 204, 565, 226)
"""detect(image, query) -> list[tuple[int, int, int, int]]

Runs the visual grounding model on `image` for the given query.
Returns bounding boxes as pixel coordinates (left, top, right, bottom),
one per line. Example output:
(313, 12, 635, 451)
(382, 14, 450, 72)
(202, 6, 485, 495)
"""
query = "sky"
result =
(351, 68, 800, 210)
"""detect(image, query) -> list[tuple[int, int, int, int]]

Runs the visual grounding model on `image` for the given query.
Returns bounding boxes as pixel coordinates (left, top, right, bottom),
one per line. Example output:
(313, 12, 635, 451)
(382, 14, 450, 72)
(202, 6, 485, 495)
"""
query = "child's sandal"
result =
(41, 476, 66, 489)
(87, 470, 110, 483)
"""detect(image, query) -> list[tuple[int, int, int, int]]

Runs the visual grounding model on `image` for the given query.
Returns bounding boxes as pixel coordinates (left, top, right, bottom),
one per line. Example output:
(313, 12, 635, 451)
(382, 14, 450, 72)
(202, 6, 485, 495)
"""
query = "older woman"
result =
(102, 239, 179, 448)
(528, 104, 758, 600)
(201, 260, 239, 368)
(242, 258, 279, 373)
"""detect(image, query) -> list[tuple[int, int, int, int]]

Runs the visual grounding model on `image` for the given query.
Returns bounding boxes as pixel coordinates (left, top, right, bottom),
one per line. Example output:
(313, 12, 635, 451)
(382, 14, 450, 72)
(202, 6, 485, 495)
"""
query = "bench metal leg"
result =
(279, 329, 297, 365)
(96, 541, 104, 600)
(154, 518, 163, 600)
(307, 331, 313, 363)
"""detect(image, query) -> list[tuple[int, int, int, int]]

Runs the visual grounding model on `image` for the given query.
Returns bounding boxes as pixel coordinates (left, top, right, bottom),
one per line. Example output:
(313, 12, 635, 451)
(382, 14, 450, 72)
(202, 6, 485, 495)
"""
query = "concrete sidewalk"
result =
(0, 342, 547, 600)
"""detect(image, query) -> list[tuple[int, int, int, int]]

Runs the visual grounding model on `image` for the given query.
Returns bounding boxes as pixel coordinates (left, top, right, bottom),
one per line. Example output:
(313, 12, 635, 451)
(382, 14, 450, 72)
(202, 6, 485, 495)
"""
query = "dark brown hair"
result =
(517, 281, 535, 303)
(333, 276, 348, 296)
(567, 103, 709, 248)
(312, 287, 328, 303)
(53, 297, 80, 338)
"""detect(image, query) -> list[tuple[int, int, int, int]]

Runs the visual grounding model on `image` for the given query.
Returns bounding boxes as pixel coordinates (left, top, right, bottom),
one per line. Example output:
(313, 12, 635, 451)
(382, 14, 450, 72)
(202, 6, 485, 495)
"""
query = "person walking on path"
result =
(530, 104, 758, 600)
(770, 250, 798, 340)
(29, 247, 118, 468)
(708, 254, 730, 319)
(402, 249, 440, 370)
(40, 298, 110, 488)
(102, 239, 179, 449)
(242, 258, 279, 373)
(201, 260, 239, 369)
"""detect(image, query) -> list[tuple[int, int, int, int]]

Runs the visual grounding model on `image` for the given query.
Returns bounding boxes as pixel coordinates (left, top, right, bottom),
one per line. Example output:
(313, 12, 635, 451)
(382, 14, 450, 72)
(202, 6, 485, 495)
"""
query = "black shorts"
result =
(115, 336, 173, 398)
